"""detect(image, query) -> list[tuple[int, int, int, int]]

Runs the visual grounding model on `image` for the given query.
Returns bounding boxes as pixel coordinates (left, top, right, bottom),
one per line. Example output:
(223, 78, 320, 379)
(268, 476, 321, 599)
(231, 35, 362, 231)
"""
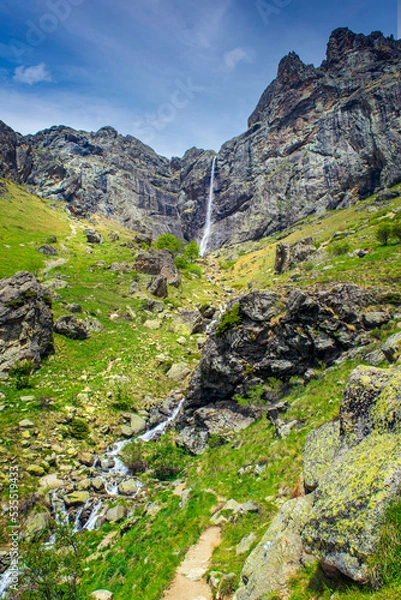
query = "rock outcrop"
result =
(235, 365, 401, 598)
(185, 285, 374, 411)
(0, 271, 54, 374)
(1, 30, 400, 250)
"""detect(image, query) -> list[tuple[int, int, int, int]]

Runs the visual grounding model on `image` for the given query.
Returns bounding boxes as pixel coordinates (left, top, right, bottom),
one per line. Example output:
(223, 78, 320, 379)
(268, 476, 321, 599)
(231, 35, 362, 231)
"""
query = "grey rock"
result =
(275, 238, 316, 274)
(147, 274, 168, 299)
(135, 249, 181, 287)
(105, 505, 126, 522)
(376, 188, 399, 203)
(0, 271, 54, 373)
(176, 427, 209, 455)
(118, 479, 140, 496)
(84, 228, 103, 244)
(90, 591, 113, 600)
(303, 420, 341, 492)
(363, 312, 390, 328)
(166, 363, 191, 381)
(382, 332, 401, 363)
(37, 244, 57, 256)
(66, 303, 83, 314)
(54, 315, 90, 340)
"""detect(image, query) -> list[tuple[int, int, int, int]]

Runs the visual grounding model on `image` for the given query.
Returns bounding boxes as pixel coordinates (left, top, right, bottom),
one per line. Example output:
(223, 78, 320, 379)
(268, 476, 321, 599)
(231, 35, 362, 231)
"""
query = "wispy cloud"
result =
(13, 63, 52, 85)
(223, 47, 255, 71)
(185, 0, 232, 49)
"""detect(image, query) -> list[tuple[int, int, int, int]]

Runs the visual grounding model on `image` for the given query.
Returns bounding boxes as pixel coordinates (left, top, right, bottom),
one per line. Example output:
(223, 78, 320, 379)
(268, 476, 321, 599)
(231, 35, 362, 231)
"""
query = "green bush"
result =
(69, 418, 90, 440)
(216, 304, 242, 336)
(330, 240, 351, 256)
(121, 441, 148, 474)
(234, 384, 265, 407)
(155, 234, 184, 255)
(184, 240, 200, 262)
(148, 436, 188, 480)
(376, 222, 392, 246)
(220, 259, 237, 270)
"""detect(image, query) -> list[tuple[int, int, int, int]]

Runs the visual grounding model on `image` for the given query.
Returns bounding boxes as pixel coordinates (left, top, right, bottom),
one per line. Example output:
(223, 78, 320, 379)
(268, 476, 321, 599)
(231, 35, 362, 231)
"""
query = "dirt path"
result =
(162, 527, 221, 600)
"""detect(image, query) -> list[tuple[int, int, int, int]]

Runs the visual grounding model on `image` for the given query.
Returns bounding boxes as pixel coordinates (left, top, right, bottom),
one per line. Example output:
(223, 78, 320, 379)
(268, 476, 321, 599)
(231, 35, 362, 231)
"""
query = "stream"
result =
(0, 397, 185, 598)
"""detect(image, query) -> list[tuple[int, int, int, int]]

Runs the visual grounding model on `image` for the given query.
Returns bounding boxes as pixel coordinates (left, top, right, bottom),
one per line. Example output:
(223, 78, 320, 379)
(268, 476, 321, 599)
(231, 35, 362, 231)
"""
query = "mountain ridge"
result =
(1, 27, 401, 250)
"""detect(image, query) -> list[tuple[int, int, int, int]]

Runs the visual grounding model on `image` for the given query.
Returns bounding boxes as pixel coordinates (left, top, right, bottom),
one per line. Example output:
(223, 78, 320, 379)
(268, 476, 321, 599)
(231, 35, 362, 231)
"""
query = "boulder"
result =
(54, 315, 90, 340)
(166, 362, 191, 381)
(109, 262, 133, 272)
(105, 505, 126, 523)
(303, 420, 341, 492)
(120, 425, 134, 438)
(66, 303, 83, 314)
(92, 477, 105, 492)
(176, 427, 209, 455)
(147, 274, 168, 299)
(22, 512, 49, 542)
(130, 414, 146, 434)
(37, 244, 58, 256)
(381, 331, 401, 363)
(65, 491, 90, 507)
(134, 249, 181, 287)
(118, 479, 140, 496)
(275, 237, 316, 274)
(0, 271, 54, 374)
(84, 228, 103, 244)
(235, 496, 314, 600)
(363, 312, 390, 328)
(135, 233, 152, 246)
(376, 188, 399, 203)
(172, 310, 206, 335)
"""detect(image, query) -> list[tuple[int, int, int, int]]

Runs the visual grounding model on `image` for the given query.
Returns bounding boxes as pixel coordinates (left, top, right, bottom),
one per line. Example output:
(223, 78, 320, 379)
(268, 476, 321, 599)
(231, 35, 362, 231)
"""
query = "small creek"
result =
(0, 397, 185, 598)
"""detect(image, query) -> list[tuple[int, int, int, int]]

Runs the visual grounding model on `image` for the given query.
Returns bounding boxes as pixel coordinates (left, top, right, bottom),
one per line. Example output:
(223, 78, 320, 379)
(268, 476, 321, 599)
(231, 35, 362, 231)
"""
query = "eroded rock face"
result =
(0, 271, 54, 374)
(185, 285, 374, 410)
(134, 249, 181, 287)
(1, 30, 400, 249)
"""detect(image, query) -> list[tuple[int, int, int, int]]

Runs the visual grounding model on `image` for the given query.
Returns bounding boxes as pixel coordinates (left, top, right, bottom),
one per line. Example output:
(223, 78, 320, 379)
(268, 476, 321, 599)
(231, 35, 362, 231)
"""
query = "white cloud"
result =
(13, 63, 52, 85)
(223, 47, 254, 71)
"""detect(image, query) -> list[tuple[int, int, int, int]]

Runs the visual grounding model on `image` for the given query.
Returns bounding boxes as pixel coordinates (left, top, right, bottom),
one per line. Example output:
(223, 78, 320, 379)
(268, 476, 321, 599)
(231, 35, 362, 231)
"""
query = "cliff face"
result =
(1, 28, 401, 249)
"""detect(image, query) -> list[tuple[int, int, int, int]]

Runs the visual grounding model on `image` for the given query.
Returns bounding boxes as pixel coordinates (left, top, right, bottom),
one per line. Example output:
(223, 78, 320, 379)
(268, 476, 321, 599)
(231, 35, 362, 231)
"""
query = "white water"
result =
(200, 156, 217, 257)
(0, 570, 15, 599)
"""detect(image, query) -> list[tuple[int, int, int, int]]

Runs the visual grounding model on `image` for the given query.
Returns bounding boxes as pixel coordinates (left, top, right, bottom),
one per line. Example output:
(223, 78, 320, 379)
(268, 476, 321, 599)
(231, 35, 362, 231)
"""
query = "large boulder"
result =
(185, 285, 374, 410)
(275, 237, 316, 274)
(234, 496, 314, 600)
(0, 271, 54, 374)
(172, 310, 206, 335)
(134, 249, 181, 287)
(54, 315, 90, 340)
(84, 228, 103, 244)
(146, 274, 168, 298)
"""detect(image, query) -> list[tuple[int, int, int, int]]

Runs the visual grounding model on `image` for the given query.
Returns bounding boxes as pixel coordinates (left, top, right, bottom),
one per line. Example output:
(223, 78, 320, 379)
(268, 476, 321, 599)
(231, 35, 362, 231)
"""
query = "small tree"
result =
(155, 234, 184, 255)
(184, 240, 200, 262)
(376, 223, 391, 246)
(20, 523, 85, 600)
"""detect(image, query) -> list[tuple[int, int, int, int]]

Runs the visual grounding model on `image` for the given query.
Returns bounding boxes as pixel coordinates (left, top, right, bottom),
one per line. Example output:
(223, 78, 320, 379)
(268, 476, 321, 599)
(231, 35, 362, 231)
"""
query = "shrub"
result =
(376, 222, 392, 246)
(121, 441, 148, 474)
(234, 384, 265, 407)
(155, 234, 184, 255)
(148, 437, 188, 480)
(330, 240, 351, 256)
(175, 256, 187, 269)
(216, 304, 242, 336)
(184, 240, 200, 262)
(9, 360, 35, 389)
(392, 221, 401, 243)
(69, 418, 90, 440)
(220, 259, 236, 270)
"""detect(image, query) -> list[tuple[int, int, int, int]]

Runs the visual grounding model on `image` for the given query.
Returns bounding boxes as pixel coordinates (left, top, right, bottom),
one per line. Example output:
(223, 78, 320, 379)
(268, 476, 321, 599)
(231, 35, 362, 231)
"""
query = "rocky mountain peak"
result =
(324, 27, 401, 70)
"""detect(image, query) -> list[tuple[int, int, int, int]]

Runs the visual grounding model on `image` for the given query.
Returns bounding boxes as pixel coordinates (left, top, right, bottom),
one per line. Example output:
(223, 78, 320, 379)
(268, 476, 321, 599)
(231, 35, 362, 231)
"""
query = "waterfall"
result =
(200, 156, 217, 257)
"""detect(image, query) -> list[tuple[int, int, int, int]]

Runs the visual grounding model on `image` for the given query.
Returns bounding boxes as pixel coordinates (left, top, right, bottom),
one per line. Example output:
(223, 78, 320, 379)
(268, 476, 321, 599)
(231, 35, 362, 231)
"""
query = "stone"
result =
(92, 477, 105, 492)
(85, 318, 104, 333)
(19, 419, 35, 428)
(66, 303, 83, 313)
(120, 425, 134, 438)
(144, 319, 162, 330)
(84, 228, 103, 244)
(303, 420, 341, 492)
(37, 244, 58, 256)
(39, 473, 64, 490)
(176, 427, 209, 455)
(236, 532, 257, 556)
(382, 332, 401, 363)
(54, 315, 90, 340)
(118, 479, 140, 496)
(135, 233, 152, 246)
(135, 249, 181, 287)
(105, 505, 126, 523)
(235, 496, 314, 600)
(27, 465, 45, 476)
(166, 363, 191, 381)
(79, 453, 95, 467)
(376, 188, 399, 203)
(0, 271, 54, 374)
(65, 491, 90, 507)
(147, 274, 168, 299)
(77, 478, 91, 491)
(128, 281, 141, 295)
(109, 262, 133, 272)
(130, 414, 146, 434)
(275, 237, 316, 274)
(363, 312, 390, 328)
(172, 311, 206, 335)
(90, 590, 114, 600)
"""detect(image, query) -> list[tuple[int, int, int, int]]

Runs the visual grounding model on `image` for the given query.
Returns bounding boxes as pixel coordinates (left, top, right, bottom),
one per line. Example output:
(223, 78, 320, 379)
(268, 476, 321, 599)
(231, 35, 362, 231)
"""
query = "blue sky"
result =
(0, 0, 397, 157)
